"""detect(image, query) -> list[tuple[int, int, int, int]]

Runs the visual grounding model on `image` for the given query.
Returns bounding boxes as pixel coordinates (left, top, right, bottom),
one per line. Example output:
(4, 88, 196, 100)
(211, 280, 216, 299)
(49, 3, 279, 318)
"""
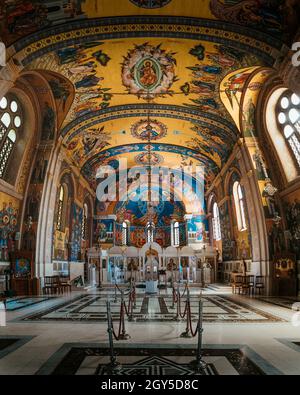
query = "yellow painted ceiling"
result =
(82, 0, 215, 19)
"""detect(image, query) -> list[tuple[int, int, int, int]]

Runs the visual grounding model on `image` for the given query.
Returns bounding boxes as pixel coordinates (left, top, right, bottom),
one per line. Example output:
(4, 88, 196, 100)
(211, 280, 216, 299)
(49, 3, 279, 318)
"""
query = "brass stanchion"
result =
(180, 287, 192, 338)
(189, 297, 207, 373)
(114, 280, 117, 303)
(173, 284, 180, 321)
(95, 301, 121, 375)
(118, 290, 130, 340)
(128, 282, 134, 322)
(170, 281, 176, 310)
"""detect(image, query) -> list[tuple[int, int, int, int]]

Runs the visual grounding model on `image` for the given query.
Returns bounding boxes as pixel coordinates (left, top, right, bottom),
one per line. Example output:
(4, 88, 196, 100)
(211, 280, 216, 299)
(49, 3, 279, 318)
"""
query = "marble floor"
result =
(1, 285, 300, 375)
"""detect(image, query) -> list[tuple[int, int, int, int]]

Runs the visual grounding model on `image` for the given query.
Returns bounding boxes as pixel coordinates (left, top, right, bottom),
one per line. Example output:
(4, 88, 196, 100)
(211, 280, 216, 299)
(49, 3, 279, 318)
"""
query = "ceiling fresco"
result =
(27, 38, 263, 126)
(0, 3, 289, 199)
(0, 0, 294, 47)
(24, 36, 265, 188)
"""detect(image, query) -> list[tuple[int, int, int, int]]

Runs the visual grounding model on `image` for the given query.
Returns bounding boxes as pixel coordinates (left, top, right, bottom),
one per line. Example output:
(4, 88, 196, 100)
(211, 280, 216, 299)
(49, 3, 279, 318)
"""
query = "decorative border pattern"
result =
(13, 17, 281, 66)
(35, 342, 283, 375)
(62, 104, 238, 141)
(129, 0, 172, 8)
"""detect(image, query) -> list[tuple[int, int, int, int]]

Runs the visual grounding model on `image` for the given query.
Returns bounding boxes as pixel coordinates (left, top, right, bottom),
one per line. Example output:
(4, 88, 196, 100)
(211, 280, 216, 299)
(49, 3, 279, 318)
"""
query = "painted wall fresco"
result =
(0, 192, 19, 261)
(94, 218, 114, 245)
(218, 200, 233, 261)
(187, 215, 208, 242)
(70, 203, 83, 261)
(282, 190, 300, 260)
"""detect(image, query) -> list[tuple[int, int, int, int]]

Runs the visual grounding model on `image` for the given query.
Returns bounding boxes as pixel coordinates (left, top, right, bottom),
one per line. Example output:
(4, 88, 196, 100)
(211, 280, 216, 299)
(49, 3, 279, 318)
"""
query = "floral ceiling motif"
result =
(131, 119, 167, 141)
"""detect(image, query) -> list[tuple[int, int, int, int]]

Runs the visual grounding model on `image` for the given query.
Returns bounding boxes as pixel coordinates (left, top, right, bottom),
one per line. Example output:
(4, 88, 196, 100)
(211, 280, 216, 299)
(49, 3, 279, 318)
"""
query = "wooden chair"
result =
(232, 275, 243, 294)
(43, 276, 61, 295)
(242, 275, 255, 295)
(255, 276, 265, 295)
(59, 276, 72, 294)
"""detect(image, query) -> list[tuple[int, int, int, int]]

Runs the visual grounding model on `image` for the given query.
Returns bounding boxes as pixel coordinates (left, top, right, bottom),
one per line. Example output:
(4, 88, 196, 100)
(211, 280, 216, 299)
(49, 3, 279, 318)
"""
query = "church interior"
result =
(0, 0, 300, 376)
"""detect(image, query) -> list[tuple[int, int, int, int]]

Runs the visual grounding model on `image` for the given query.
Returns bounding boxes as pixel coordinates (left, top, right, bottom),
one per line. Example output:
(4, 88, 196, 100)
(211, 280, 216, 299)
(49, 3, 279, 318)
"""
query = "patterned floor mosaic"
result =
(38, 345, 267, 375)
(21, 293, 284, 323)
(5, 296, 53, 311)
(257, 297, 300, 310)
(0, 336, 34, 359)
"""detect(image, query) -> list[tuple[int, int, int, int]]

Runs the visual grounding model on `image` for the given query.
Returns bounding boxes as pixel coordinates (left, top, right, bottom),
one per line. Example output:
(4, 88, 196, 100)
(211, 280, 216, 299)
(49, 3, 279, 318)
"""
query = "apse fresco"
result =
(114, 188, 186, 227)
(80, 143, 215, 188)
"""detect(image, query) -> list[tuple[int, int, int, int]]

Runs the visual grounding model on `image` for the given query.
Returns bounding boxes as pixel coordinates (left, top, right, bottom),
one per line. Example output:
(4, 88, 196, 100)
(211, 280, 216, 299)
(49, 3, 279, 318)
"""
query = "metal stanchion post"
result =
(180, 287, 192, 338)
(128, 284, 134, 322)
(173, 284, 180, 320)
(133, 282, 137, 310)
(189, 298, 207, 373)
(170, 280, 175, 310)
(118, 290, 130, 340)
(114, 280, 117, 303)
(95, 301, 121, 374)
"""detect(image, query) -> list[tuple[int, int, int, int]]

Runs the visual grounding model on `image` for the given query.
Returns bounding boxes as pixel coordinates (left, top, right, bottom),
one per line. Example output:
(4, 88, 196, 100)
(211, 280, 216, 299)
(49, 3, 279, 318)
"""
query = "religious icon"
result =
(139, 59, 158, 88)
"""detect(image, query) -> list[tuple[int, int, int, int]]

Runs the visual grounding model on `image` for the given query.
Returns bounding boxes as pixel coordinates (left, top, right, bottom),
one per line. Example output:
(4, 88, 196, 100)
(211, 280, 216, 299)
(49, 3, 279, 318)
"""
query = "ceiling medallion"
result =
(131, 119, 167, 141)
(121, 43, 177, 99)
(135, 151, 163, 166)
(129, 0, 172, 9)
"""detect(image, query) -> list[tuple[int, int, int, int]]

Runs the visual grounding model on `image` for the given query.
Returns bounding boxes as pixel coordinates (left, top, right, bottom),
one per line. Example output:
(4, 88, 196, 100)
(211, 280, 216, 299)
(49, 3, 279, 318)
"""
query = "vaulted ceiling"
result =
(1, 0, 289, 190)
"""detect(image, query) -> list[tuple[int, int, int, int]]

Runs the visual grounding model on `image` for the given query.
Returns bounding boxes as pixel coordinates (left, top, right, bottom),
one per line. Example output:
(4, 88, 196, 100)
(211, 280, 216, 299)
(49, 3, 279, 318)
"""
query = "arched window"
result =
(212, 202, 221, 241)
(122, 221, 129, 246)
(81, 203, 88, 241)
(277, 91, 300, 167)
(146, 221, 155, 243)
(172, 221, 180, 246)
(56, 185, 66, 232)
(233, 181, 247, 231)
(0, 96, 22, 178)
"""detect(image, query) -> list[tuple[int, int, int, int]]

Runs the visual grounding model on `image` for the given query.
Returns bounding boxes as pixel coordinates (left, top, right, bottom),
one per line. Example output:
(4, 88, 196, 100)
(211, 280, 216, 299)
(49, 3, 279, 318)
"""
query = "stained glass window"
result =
(0, 95, 22, 178)
(233, 182, 247, 231)
(277, 91, 300, 167)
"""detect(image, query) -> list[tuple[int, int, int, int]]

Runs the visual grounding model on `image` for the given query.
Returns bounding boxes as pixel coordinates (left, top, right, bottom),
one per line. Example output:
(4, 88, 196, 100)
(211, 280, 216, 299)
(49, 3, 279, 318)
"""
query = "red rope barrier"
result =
(177, 290, 188, 319)
(188, 302, 199, 337)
